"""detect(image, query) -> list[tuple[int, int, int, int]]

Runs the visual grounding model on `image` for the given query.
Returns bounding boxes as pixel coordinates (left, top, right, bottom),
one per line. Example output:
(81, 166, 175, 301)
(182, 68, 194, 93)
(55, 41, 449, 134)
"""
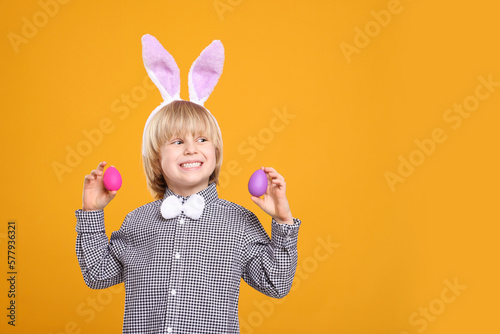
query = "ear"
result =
(142, 34, 181, 102)
(188, 40, 224, 106)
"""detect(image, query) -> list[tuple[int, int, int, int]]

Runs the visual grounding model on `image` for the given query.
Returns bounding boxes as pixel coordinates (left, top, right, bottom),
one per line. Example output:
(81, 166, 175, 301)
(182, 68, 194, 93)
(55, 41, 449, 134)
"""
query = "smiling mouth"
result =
(180, 162, 203, 168)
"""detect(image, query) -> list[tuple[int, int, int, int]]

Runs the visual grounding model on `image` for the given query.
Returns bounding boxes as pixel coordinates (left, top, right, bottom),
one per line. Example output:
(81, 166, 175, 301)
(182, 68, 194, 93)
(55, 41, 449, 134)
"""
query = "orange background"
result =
(1, 0, 499, 333)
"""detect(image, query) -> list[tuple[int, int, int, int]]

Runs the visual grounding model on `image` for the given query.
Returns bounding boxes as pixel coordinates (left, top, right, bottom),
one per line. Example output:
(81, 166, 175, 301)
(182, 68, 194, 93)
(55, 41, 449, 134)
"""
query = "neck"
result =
(168, 182, 209, 197)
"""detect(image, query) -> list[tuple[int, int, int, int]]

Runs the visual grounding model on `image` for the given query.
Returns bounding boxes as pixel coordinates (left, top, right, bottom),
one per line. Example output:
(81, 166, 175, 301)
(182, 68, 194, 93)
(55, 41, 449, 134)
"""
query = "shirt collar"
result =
(163, 182, 218, 206)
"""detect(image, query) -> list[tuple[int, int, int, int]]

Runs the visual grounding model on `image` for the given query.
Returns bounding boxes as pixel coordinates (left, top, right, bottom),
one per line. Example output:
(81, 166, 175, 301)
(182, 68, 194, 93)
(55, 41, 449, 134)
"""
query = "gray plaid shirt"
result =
(75, 182, 301, 333)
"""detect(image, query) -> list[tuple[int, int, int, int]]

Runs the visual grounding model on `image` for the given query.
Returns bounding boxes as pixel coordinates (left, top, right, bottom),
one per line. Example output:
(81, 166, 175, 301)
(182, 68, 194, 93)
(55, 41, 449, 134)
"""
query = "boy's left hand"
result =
(251, 167, 294, 225)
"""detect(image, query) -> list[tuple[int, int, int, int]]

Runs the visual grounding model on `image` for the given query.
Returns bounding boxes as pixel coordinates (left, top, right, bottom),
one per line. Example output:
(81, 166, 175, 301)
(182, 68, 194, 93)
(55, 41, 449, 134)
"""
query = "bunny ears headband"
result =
(141, 34, 225, 156)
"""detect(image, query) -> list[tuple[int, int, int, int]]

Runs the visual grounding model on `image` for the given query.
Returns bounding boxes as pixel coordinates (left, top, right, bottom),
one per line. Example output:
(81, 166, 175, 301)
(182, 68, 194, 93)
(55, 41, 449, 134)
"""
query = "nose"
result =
(184, 141, 197, 155)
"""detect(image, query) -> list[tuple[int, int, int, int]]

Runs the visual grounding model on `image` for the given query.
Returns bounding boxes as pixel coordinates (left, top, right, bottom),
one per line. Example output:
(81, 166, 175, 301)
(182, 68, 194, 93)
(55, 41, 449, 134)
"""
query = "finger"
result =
(269, 180, 285, 191)
(269, 178, 286, 191)
(107, 190, 118, 201)
(271, 178, 285, 185)
(262, 170, 277, 181)
(267, 171, 284, 180)
(97, 161, 107, 171)
(250, 195, 264, 207)
(86, 173, 98, 181)
(263, 166, 278, 173)
(90, 171, 103, 181)
(266, 173, 285, 185)
(262, 167, 282, 177)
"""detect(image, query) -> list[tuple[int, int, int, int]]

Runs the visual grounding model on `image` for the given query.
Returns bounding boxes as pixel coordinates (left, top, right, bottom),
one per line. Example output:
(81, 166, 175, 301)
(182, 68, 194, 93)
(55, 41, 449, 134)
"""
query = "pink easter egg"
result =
(103, 166, 122, 191)
(248, 169, 268, 197)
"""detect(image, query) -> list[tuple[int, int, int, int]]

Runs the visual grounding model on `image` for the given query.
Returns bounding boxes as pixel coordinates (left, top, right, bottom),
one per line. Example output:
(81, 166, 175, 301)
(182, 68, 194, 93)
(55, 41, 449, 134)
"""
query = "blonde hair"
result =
(142, 100, 223, 199)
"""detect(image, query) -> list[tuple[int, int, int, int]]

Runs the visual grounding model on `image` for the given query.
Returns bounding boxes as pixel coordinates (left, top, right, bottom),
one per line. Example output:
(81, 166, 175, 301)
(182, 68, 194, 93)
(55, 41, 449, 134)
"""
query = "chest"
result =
(125, 212, 245, 276)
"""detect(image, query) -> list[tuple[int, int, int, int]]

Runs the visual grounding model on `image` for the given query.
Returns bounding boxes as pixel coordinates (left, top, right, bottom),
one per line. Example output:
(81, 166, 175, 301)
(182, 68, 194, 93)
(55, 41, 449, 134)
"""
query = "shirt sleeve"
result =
(241, 210, 301, 299)
(75, 209, 129, 289)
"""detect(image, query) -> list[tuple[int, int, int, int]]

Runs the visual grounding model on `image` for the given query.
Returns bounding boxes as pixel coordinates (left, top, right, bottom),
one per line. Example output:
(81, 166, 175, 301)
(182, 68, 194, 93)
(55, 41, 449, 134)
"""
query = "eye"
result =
(197, 137, 208, 143)
(171, 139, 183, 145)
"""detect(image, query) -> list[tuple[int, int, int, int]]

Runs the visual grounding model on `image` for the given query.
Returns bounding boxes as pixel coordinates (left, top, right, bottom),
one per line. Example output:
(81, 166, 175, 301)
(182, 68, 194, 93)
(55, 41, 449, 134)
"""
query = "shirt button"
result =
(179, 218, 185, 224)
(171, 289, 176, 296)
(167, 327, 173, 333)
(174, 253, 180, 259)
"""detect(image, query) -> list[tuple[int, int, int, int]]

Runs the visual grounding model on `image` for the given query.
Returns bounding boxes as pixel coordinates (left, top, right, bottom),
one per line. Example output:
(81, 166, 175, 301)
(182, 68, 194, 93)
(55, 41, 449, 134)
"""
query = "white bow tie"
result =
(161, 194, 205, 220)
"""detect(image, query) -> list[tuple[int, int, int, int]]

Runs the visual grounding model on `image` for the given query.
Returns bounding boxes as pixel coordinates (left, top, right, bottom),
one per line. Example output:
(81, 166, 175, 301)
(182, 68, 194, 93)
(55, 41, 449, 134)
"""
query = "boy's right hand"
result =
(82, 161, 118, 211)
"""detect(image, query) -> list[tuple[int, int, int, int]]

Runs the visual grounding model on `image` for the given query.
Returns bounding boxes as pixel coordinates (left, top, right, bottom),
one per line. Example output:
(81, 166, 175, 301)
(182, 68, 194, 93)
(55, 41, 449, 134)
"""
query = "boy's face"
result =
(159, 132, 216, 196)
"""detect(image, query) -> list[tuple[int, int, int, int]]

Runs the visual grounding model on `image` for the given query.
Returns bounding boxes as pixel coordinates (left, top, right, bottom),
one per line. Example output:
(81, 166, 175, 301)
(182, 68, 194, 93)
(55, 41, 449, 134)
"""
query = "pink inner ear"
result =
(149, 57, 179, 96)
(142, 35, 180, 99)
(191, 41, 224, 101)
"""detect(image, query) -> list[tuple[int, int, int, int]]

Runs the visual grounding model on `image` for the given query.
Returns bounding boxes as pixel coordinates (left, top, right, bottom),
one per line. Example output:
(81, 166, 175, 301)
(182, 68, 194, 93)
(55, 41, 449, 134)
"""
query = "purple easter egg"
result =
(248, 169, 268, 197)
(103, 166, 122, 191)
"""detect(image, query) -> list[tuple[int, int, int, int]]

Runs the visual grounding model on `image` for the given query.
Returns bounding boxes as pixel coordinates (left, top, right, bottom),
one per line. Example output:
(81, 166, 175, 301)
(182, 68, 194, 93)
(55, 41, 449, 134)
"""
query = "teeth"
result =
(181, 162, 202, 168)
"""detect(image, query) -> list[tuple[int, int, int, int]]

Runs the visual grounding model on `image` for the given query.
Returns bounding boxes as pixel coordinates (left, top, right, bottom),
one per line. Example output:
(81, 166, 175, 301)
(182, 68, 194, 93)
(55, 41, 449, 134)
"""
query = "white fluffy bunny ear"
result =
(188, 40, 225, 106)
(142, 34, 181, 102)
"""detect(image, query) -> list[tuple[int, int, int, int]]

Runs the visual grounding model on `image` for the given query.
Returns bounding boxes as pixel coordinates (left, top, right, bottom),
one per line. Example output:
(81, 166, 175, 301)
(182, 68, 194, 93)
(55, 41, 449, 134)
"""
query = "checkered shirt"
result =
(75, 182, 301, 333)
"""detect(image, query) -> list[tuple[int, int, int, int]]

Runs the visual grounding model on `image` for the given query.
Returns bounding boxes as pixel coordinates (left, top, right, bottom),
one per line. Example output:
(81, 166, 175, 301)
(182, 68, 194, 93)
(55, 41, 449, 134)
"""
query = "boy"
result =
(75, 36, 301, 334)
